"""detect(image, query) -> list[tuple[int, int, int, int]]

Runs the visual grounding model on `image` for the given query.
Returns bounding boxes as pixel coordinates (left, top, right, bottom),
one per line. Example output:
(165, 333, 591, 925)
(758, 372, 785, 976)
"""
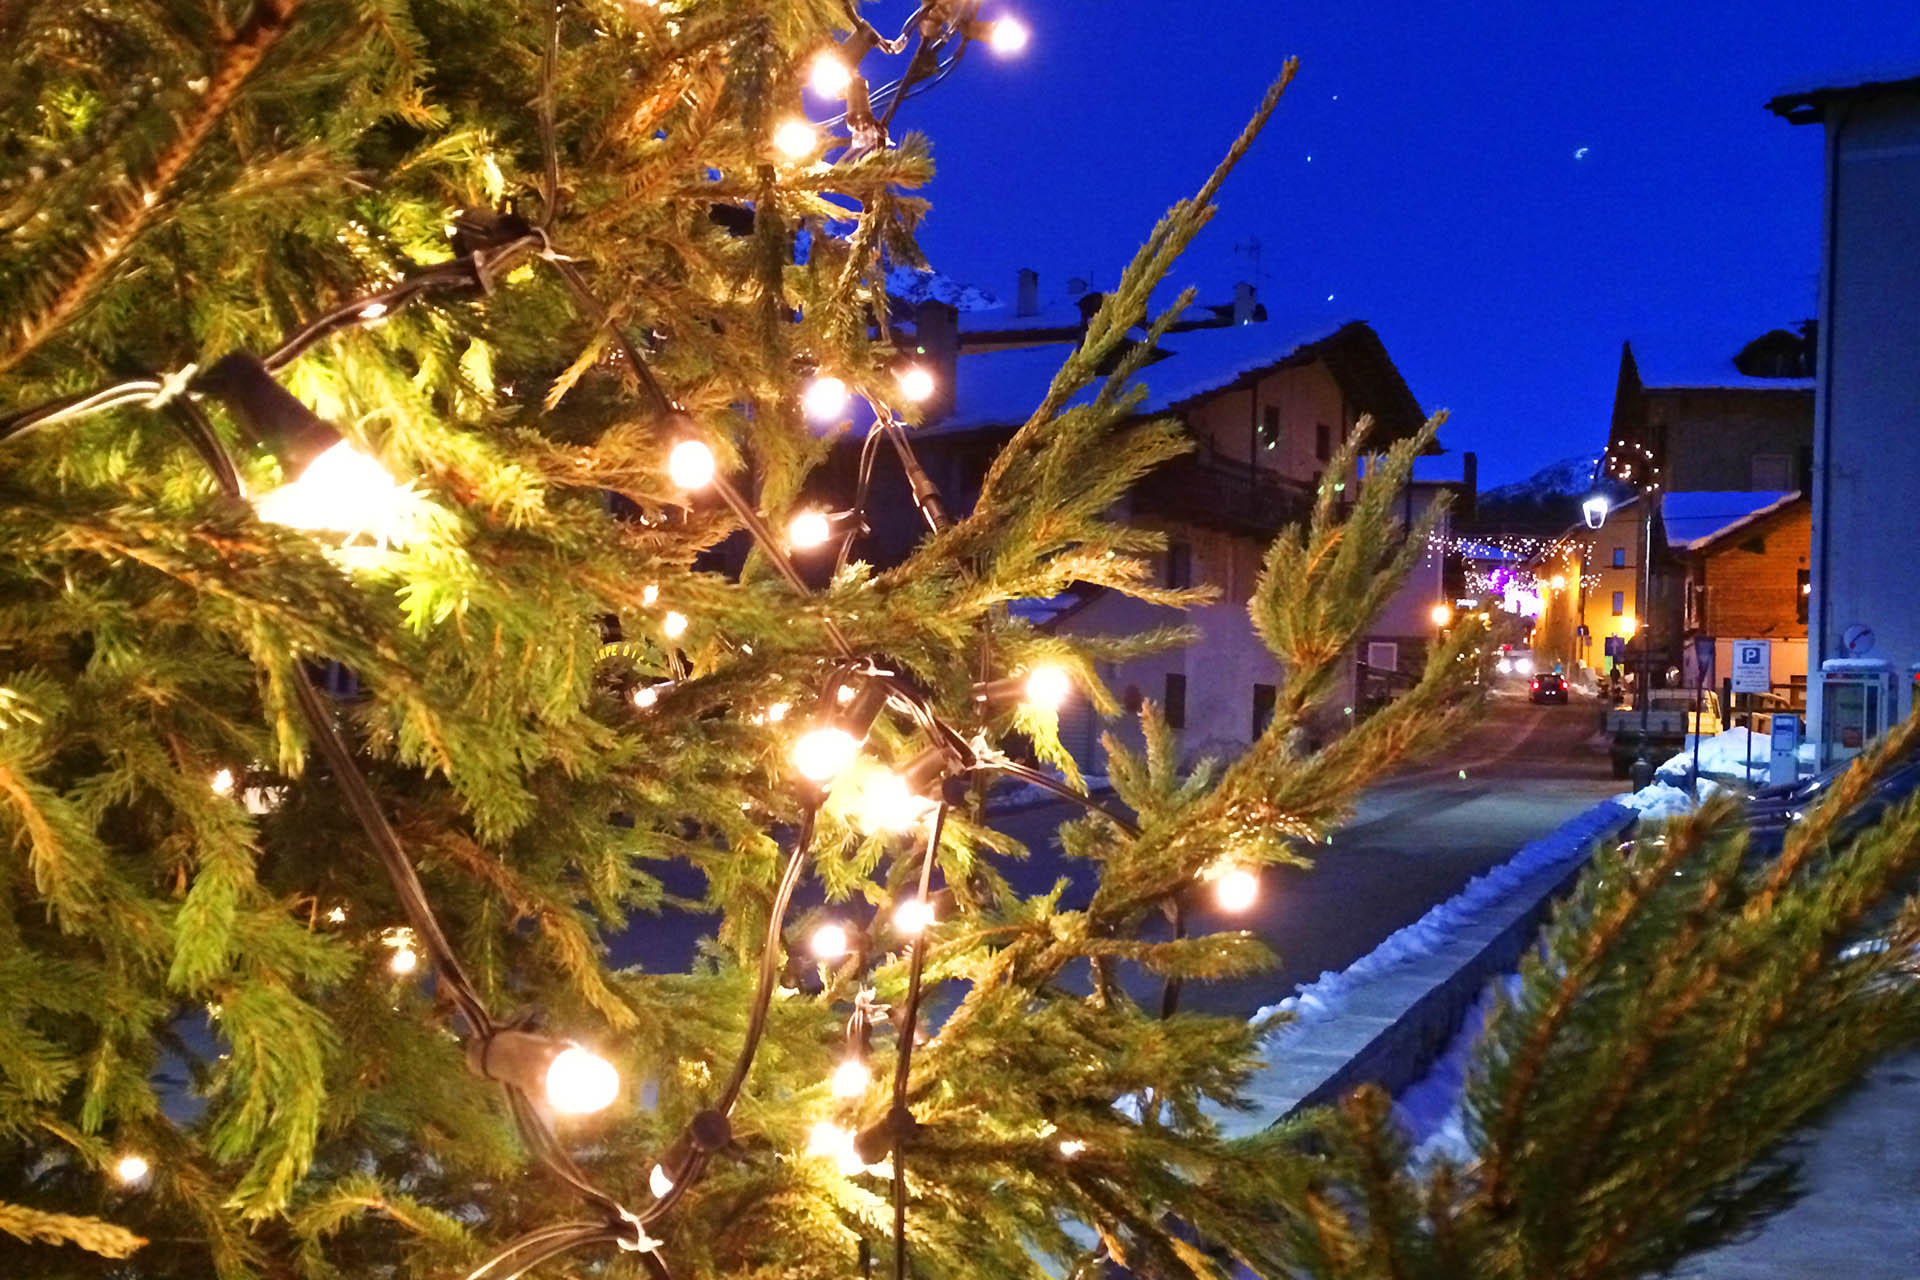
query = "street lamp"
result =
(1429, 602, 1453, 628)
(1582, 494, 1609, 529)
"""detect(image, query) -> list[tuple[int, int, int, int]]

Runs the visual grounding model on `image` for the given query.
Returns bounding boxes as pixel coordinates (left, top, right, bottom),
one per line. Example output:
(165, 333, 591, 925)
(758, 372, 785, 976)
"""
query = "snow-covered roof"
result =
(1660, 490, 1800, 551)
(1136, 319, 1359, 413)
(1639, 366, 1814, 393)
(938, 318, 1359, 431)
(1626, 330, 1815, 393)
(956, 298, 1097, 336)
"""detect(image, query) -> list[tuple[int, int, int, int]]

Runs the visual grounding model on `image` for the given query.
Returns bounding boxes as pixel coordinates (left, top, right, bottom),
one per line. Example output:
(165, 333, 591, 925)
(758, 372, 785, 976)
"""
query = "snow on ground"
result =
(1656, 727, 1769, 785)
(1613, 781, 1700, 818)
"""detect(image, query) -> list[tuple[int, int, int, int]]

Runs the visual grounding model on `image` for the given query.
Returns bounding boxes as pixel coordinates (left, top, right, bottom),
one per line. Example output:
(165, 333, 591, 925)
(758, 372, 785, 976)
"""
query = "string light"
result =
(830, 1056, 871, 1098)
(662, 611, 689, 640)
(1210, 865, 1260, 913)
(113, 1153, 150, 1185)
(1550, 573, 1567, 590)
(986, 17, 1030, 55)
(809, 921, 850, 960)
(1022, 665, 1072, 712)
(773, 118, 818, 159)
(642, 583, 660, 606)
(253, 439, 415, 541)
(383, 926, 419, 975)
(210, 767, 235, 795)
(846, 769, 930, 832)
(896, 365, 936, 403)
(788, 509, 833, 550)
(803, 374, 849, 421)
(544, 1045, 621, 1115)
(667, 439, 716, 490)
(809, 51, 853, 97)
(1056, 1138, 1086, 1158)
(648, 1163, 676, 1198)
(792, 726, 858, 782)
(767, 700, 791, 723)
(893, 896, 936, 935)
(632, 684, 661, 709)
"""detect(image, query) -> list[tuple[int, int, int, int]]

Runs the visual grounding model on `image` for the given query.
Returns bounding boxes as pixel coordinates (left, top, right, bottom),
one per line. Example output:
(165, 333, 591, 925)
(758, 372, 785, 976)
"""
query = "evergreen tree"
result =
(0, 5, 1477, 1276)
(8, 5, 1917, 1280)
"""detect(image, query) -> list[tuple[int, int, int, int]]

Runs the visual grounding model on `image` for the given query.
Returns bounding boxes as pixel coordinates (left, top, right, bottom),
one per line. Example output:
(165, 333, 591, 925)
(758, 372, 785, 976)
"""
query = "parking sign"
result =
(1731, 640, 1771, 694)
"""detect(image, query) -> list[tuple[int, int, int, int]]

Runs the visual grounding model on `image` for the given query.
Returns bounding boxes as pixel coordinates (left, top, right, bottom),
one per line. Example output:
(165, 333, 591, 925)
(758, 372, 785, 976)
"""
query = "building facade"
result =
(1771, 75, 1920, 758)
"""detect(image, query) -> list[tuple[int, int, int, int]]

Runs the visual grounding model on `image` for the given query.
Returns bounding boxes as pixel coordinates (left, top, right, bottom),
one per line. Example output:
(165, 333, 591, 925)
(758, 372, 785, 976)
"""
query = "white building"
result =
(1770, 74, 1920, 758)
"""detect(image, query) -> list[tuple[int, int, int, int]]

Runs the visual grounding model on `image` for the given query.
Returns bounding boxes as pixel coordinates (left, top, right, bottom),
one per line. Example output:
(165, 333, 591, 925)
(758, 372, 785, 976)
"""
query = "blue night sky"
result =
(866, 0, 1920, 486)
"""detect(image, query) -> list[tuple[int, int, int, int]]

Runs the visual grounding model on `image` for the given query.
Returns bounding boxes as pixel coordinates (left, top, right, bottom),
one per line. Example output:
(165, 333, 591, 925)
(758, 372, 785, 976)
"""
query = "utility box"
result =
(1816, 659, 1895, 767)
(1769, 714, 1801, 786)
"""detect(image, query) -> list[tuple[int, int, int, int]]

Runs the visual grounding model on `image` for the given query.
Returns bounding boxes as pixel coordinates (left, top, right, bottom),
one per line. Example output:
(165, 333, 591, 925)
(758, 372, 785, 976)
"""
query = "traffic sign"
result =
(1731, 640, 1771, 694)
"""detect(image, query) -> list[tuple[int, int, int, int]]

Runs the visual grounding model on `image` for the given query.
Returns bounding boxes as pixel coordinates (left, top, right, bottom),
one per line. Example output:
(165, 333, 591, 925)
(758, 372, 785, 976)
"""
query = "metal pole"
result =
(1630, 495, 1656, 789)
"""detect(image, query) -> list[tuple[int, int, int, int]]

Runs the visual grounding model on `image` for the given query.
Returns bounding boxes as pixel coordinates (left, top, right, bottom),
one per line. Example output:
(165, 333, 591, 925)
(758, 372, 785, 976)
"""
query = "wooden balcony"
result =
(1128, 455, 1315, 537)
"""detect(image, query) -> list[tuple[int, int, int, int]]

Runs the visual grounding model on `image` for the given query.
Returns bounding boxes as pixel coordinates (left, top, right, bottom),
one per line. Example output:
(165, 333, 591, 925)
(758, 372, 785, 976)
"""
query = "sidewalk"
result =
(1674, 1050, 1920, 1279)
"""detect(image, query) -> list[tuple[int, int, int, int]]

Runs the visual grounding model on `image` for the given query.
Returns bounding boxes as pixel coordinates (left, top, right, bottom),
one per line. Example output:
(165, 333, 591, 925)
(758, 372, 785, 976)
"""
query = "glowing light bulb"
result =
(851, 770, 929, 832)
(773, 118, 817, 159)
(667, 439, 716, 490)
(896, 365, 936, 403)
(788, 510, 833, 550)
(1056, 1138, 1086, 1158)
(809, 51, 853, 97)
(662, 611, 688, 640)
(1022, 665, 1071, 712)
(388, 944, 419, 975)
(830, 1057, 871, 1098)
(254, 440, 414, 542)
(808, 1120, 853, 1157)
(114, 1154, 150, 1185)
(1550, 574, 1567, 590)
(1212, 866, 1260, 913)
(766, 700, 791, 723)
(325, 906, 348, 924)
(809, 921, 850, 960)
(894, 897, 935, 935)
(649, 1163, 675, 1198)
(1430, 603, 1453, 627)
(793, 727, 858, 781)
(633, 684, 660, 709)
(210, 767, 235, 795)
(803, 375, 848, 421)
(642, 583, 660, 606)
(988, 16, 1030, 54)
(544, 1045, 619, 1115)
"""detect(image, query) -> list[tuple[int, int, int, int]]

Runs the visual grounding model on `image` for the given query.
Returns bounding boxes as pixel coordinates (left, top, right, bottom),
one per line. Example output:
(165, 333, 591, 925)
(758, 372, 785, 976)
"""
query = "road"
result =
(986, 688, 1621, 1016)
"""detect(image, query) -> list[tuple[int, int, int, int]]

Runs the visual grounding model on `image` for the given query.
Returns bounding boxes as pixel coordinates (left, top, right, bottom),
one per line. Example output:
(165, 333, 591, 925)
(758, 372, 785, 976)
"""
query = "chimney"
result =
(1232, 281, 1256, 325)
(1076, 290, 1106, 336)
(1015, 268, 1039, 318)
(910, 299, 959, 425)
(1461, 451, 1477, 522)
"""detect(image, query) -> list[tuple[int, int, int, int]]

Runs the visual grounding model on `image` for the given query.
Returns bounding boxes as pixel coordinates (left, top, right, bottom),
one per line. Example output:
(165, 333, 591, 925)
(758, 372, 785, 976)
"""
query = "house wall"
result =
(1701, 504, 1812, 643)
(1648, 388, 1813, 491)
(1810, 91, 1920, 745)
(1182, 358, 1354, 486)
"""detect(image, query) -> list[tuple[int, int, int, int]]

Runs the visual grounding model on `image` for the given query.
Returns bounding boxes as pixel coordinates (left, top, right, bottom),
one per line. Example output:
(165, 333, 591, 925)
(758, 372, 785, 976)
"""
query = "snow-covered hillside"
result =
(1478, 452, 1602, 505)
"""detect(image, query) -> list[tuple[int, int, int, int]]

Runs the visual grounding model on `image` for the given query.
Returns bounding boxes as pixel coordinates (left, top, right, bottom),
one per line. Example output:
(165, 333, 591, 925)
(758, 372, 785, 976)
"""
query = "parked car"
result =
(1530, 673, 1569, 704)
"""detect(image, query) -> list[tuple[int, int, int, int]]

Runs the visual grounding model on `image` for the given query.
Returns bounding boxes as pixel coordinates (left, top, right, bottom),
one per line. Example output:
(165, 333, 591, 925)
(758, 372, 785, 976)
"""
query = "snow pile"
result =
(1252, 801, 1634, 1045)
(1393, 973, 1524, 1164)
(1656, 727, 1768, 784)
(1612, 781, 1697, 818)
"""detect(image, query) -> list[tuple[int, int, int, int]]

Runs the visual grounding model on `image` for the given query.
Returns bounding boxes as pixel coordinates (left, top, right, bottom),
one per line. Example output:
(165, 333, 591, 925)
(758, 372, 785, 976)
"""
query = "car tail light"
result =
(1531, 680, 1540, 689)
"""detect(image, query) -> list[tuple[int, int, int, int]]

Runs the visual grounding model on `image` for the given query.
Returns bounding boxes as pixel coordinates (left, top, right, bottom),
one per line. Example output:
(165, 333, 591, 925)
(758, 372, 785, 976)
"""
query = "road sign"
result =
(1731, 640, 1771, 694)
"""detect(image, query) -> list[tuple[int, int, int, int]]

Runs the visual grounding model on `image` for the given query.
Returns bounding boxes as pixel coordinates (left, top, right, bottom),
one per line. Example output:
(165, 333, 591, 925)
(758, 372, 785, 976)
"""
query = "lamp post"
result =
(1629, 495, 1656, 790)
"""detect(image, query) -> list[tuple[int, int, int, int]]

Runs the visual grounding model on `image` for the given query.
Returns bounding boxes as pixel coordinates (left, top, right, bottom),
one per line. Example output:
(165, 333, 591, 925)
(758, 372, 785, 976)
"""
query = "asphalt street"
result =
(610, 687, 1621, 1015)
(985, 687, 1622, 1016)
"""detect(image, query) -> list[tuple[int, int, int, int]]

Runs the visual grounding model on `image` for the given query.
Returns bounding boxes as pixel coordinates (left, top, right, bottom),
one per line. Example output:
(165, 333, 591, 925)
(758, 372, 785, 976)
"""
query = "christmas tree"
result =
(7, 5, 1920, 1280)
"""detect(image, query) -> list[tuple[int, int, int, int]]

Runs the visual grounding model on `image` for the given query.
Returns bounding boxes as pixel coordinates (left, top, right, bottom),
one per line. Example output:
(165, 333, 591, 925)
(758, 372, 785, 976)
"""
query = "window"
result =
(1252, 683, 1277, 739)
(1798, 569, 1811, 625)
(1163, 673, 1187, 729)
(1366, 641, 1400, 672)
(1315, 422, 1332, 462)
(1612, 546, 1626, 568)
(1165, 539, 1192, 589)
(1612, 590, 1626, 617)
(1258, 405, 1281, 450)
(1751, 453, 1793, 490)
